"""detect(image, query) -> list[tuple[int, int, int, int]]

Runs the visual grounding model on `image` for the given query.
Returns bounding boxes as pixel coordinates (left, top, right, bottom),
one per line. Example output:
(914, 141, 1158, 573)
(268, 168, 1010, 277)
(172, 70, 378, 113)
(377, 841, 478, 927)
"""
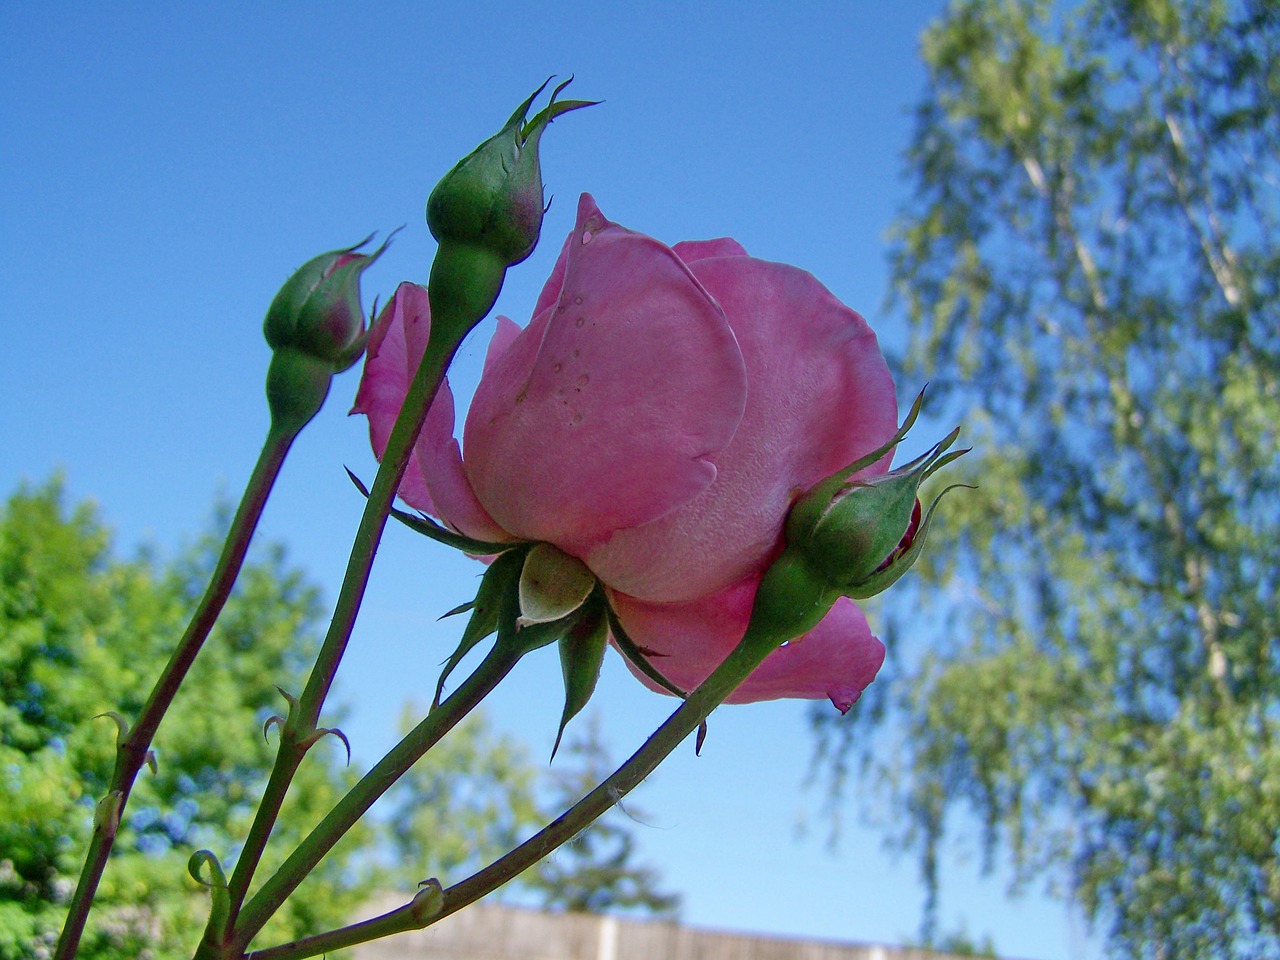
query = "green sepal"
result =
(433, 547, 528, 708)
(523, 77, 600, 135)
(552, 592, 610, 759)
(346, 467, 517, 556)
(603, 603, 689, 699)
(844, 484, 972, 599)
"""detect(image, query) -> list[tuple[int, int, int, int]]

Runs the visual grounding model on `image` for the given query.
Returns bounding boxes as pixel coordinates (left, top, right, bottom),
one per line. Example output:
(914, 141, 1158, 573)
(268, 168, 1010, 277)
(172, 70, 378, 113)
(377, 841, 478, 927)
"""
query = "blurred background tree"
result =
(0, 479, 375, 959)
(384, 709, 680, 918)
(813, 1, 1279, 957)
(0, 479, 677, 960)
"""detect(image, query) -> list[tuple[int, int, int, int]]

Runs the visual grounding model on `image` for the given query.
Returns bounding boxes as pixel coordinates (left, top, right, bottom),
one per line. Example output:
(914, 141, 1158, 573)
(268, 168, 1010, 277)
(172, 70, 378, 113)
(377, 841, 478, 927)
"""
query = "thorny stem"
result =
(55, 424, 299, 960)
(241, 621, 784, 960)
(231, 637, 524, 951)
(203, 318, 466, 958)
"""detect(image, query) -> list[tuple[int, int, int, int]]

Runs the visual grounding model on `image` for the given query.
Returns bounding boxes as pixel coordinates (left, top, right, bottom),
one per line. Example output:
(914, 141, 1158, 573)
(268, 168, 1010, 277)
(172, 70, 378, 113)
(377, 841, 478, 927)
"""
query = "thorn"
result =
(263, 715, 285, 743)
(312, 727, 352, 766)
(93, 711, 130, 747)
(695, 721, 709, 756)
(274, 685, 301, 711)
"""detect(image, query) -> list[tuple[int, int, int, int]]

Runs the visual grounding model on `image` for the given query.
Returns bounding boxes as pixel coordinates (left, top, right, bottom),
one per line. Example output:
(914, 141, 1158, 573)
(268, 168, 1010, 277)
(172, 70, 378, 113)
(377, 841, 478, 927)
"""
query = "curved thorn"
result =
(263, 715, 285, 743)
(93, 711, 130, 746)
(313, 727, 352, 767)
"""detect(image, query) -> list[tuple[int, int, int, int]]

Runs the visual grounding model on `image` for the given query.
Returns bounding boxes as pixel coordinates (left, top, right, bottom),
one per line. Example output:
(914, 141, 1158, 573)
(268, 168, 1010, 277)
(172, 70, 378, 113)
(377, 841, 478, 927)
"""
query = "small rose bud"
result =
(427, 77, 595, 267)
(264, 235, 391, 368)
(748, 393, 968, 647)
(263, 235, 392, 433)
(425, 78, 596, 339)
(799, 431, 955, 587)
(787, 391, 968, 599)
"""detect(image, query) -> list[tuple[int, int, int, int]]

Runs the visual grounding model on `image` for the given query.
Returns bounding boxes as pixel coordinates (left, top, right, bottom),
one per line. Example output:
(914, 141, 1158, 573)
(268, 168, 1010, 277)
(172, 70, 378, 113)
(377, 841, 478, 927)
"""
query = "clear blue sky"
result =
(2, 4, 1096, 958)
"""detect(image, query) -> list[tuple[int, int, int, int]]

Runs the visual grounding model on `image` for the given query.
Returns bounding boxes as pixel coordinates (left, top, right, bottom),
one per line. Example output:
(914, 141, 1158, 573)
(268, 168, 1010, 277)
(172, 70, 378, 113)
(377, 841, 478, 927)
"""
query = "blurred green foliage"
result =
(813, 1, 1280, 957)
(0, 479, 374, 958)
(0, 479, 677, 959)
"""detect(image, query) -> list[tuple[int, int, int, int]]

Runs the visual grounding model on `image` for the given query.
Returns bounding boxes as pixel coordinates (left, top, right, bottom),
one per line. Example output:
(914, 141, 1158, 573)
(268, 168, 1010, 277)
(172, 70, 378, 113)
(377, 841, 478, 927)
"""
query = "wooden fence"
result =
(352, 901, 987, 960)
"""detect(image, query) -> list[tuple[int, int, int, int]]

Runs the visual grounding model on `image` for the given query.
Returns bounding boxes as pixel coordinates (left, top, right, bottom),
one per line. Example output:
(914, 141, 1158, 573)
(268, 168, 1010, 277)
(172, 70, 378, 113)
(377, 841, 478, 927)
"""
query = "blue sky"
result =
(2, 3, 1096, 958)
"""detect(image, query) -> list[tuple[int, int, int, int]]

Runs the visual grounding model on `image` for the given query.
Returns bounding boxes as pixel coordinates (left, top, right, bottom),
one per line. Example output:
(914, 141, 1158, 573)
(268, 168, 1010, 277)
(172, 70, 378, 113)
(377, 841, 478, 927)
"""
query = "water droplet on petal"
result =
(574, 296, 583, 305)
(574, 316, 585, 328)
(553, 362, 562, 373)
(577, 374, 590, 387)
(572, 412, 583, 424)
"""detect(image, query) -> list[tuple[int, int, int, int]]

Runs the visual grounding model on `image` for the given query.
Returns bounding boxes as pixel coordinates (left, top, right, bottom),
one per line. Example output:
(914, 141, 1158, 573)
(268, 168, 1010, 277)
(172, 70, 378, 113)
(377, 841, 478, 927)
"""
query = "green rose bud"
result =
(263, 234, 392, 434)
(427, 77, 595, 266)
(749, 392, 968, 646)
(424, 78, 596, 342)
(787, 391, 968, 599)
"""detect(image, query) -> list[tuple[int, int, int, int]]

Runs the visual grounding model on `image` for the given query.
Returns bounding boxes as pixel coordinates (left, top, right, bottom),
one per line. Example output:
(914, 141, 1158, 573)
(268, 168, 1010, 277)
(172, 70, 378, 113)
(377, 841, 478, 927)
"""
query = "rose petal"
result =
(416, 373, 509, 543)
(585, 257, 898, 602)
(672, 238, 750, 262)
(610, 580, 884, 710)
(351, 282, 435, 514)
(460, 194, 748, 553)
(484, 315, 523, 373)
(529, 230, 573, 320)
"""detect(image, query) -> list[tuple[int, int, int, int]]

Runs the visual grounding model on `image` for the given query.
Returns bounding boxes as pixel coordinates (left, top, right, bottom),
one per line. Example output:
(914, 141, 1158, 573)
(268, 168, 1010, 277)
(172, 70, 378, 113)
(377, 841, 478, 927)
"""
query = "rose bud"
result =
(263, 235, 391, 433)
(749, 404, 966, 651)
(425, 78, 596, 341)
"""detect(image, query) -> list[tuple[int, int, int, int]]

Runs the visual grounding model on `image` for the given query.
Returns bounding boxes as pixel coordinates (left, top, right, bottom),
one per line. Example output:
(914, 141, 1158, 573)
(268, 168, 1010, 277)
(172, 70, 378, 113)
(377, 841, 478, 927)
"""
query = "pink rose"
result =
(354, 194, 898, 712)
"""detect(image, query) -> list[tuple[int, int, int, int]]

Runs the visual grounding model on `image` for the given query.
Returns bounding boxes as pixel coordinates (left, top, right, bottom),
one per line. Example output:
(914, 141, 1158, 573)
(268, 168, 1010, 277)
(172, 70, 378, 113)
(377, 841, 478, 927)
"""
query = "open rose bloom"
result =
(355, 195, 898, 712)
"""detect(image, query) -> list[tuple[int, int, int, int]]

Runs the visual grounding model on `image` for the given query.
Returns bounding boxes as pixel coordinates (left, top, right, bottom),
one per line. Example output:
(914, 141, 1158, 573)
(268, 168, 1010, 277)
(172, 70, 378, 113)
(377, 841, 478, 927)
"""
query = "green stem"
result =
(240, 623, 782, 960)
(214, 324, 462, 952)
(230, 637, 523, 951)
(55, 424, 299, 960)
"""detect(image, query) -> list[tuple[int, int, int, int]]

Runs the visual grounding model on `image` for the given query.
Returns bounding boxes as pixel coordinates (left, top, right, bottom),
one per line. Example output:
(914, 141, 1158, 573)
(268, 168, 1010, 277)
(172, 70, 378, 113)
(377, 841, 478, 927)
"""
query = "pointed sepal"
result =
(433, 547, 527, 707)
(603, 603, 689, 700)
(552, 594, 610, 760)
(346, 467, 517, 556)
